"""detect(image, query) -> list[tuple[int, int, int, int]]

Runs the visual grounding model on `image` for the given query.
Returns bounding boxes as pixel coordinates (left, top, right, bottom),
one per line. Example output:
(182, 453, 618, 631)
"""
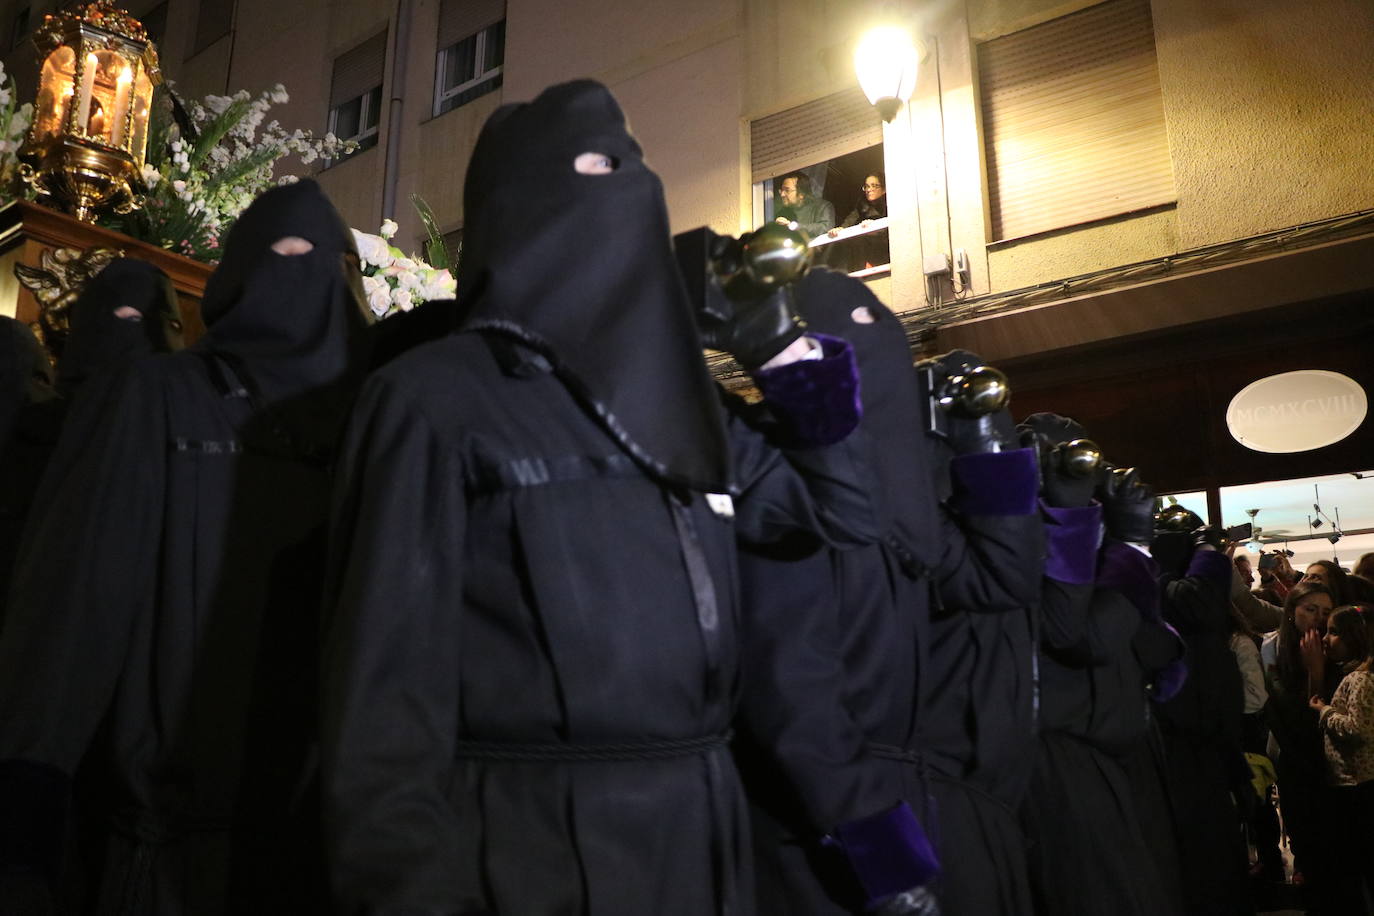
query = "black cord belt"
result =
(453, 731, 733, 763)
(867, 742, 924, 764)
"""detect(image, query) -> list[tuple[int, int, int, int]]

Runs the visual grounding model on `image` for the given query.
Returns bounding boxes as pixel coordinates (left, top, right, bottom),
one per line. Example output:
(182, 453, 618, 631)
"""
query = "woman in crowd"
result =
(1262, 582, 1342, 909)
(1302, 560, 1351, 605)
(1310, 605, 1374, 913)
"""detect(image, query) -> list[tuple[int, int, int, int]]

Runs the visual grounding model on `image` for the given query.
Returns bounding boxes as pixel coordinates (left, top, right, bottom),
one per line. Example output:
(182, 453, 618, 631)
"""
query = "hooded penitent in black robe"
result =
(0, 260, 182, 620)
(0, 317, 57, 623)
(1153, 545, 1254, 916)
(0, 179, 369, 914)
(1022, 536, 1188, 916)
(908, 428, 1048, 916)
(318, 80, 877, 916)
(735, 268, 1045, 915)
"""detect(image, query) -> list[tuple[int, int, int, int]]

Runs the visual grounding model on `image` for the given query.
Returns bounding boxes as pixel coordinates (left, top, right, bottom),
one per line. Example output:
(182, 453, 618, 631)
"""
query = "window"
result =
(327, 32, 387, 161)
(10, 7, 28, 51)
(978, 0, 1175, 241)
(749, 88, 889, 279)
(192, 0, 234, 54)
(140, 2, 168, 48)
(434, 18, 504, 115)
(330, 87, 382, 152)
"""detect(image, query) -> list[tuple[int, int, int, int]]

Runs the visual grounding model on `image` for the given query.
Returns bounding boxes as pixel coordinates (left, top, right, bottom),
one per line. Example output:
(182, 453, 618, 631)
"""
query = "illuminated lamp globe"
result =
(854, 25, 924, 122)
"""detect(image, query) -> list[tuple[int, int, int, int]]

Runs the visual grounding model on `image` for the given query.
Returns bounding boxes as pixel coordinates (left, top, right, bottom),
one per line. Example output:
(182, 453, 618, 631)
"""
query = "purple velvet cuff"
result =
(948, 447, 1040, 516)
(1150, 621, 1189, 702)
(1186, 549, 1233, 588)
(830, 801, 939, 906)
(753, 333, 861, 447)
(1042, 502, 1104, 585)
(1097, 541, 1162, 619)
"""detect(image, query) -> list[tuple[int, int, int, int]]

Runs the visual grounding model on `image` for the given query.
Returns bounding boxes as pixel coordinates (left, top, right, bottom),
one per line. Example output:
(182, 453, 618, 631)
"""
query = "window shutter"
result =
(750, 86, 883, 184)
(438, 0, 505, 49)
(192, 0, 234, 53)
(331, 31, 387, 109)
(979, 0, 1175, 241)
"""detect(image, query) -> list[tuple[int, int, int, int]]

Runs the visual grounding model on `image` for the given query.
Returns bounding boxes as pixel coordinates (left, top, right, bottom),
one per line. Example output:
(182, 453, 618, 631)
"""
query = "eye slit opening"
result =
(574, 152, 618, 175)
(850, 306, 876, 324)
(271, 235, 315, 255)
(113, 305, 143, 321)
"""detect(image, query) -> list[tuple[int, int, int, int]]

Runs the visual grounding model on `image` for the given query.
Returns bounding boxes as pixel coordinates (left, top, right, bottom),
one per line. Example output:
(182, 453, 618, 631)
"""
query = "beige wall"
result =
(949, 0, 1374, 293)
(2, 0, 1369, 308)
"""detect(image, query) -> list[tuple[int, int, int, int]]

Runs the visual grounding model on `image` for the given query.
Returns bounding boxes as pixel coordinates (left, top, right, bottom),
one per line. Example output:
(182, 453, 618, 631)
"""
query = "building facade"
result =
(4, 0, 1373, 540)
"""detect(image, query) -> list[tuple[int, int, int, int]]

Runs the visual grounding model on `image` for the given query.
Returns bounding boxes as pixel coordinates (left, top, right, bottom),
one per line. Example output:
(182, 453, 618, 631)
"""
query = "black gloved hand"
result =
(1193, 525, 1227, 551)
(922, 350, 1017, 455)
(1017, 412, 1099, 506)
(697, 282, 807, 371)
(1100, 467, 1155, 543)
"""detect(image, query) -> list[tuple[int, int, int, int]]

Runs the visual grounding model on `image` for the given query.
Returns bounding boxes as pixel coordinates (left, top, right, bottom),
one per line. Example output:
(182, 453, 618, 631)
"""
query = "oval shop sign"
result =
(1226, 370, 1367, 453)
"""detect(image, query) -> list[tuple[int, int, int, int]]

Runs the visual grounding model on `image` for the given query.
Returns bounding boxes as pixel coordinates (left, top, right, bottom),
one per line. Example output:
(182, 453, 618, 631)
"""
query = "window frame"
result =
(432, 19, 504, 117)
(326, 85, 382, 166)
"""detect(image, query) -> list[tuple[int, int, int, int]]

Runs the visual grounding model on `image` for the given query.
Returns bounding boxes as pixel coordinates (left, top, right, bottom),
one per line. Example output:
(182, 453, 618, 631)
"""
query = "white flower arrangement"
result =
(352, 219, 456, 319)
(0, 61, 34, 191)
(106, 83, 356, 262)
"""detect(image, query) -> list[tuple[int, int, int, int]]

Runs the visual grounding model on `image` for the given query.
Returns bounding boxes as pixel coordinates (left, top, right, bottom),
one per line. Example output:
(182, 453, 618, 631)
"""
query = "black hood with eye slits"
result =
(58, 259, 183, 398)
(791, 266, 940, 570)
(198, 179, 368, 408)
(457, 79, 731, 495)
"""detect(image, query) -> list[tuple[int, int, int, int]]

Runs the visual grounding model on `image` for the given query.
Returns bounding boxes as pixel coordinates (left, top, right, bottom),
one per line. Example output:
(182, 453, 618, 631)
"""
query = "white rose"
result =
(350, 230, 394, 269)
(418, 268, 457, 301)
(391, 288, 414, 312)
(171, 179, 187, 193)
(379, 218, 398, 239)
(362, 275, 393, 317)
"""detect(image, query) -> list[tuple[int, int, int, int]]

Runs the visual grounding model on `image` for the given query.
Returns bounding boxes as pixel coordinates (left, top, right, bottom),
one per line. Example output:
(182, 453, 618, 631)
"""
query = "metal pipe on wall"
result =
(381, 0, 414, 223)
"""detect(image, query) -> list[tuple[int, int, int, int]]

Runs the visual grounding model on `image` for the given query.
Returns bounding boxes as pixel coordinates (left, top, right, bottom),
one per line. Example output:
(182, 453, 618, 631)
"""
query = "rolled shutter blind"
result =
(979, 0, 1175, 241)
(438, 0, 506, 49)
(750, 86, 883, 184)
(331, 31, 387, 109)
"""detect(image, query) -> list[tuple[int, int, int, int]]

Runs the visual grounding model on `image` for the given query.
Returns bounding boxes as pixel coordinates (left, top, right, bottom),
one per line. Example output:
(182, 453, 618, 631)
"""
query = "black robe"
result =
(1022, 542, 1185, 916)
(734, 269, 1046, 915)
(1154, 550, 1253, 916)
(0, 180, 368, 914)
(319, 330, 877, 915)
(319, 80, 879, 916)
(0, 318, 56, 623)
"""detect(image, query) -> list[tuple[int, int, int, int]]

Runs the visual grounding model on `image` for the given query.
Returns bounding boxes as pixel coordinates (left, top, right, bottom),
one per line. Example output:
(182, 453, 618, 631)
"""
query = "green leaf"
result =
(411, 193, 448, 270)
(189, 96, 252, 170)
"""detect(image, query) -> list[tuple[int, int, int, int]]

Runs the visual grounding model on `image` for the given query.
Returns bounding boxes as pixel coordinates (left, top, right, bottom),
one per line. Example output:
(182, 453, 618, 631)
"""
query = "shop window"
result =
(434, 0, 504, 116)
(978, 0, 1175, 241)
(1219, 473, 1374, 573)
(750, 87, 888, 279)
(328, 32, 387, 161)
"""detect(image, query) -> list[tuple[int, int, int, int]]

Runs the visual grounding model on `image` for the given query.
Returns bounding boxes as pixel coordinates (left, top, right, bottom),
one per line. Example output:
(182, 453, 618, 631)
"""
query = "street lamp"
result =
(854, 25, 924, 122)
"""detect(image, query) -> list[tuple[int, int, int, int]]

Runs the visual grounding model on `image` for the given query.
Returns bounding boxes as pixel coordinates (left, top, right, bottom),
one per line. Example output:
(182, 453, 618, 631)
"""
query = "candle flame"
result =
(118, 66, 133, 84)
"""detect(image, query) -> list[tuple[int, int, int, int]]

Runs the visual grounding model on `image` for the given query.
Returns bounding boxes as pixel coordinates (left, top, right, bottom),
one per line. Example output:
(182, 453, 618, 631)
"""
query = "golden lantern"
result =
(18, 1, 161, 222)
